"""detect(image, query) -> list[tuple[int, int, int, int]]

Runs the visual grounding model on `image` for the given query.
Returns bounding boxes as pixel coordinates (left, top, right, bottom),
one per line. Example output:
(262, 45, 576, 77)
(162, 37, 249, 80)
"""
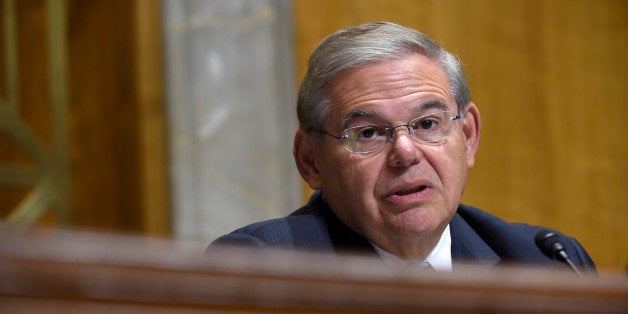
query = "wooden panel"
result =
(1, 223, 627, 313)
(66, 0, 169, 234)
(293, 0, 627, 271)
(67, 0, 142, 230)
(0, 0, 72, 224)
(0, 0, 50, 217)
(134, 0, 170, 235)
(1, 0, 169, 234)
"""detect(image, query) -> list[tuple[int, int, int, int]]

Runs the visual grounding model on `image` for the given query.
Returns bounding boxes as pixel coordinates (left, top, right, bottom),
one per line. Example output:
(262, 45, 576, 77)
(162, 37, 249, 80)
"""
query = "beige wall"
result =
(294, 0, 627, 271)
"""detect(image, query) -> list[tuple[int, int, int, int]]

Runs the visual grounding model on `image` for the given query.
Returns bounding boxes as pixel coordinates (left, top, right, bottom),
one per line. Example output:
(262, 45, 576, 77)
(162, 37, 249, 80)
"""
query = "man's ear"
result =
(462, 102, 481, 168)
(293, 129, 322, 189)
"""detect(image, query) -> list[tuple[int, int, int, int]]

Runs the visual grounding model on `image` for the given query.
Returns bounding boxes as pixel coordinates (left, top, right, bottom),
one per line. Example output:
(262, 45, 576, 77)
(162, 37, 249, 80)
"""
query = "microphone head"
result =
(535, 229, 567, 260)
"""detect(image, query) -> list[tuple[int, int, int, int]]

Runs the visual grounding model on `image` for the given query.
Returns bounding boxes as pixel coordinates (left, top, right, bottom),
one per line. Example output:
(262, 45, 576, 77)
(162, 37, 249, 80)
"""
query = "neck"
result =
(371, 225, 447, 261)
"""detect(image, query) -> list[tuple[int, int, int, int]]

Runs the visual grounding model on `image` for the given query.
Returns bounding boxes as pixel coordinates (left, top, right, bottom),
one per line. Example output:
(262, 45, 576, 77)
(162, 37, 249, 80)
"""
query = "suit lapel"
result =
(310, 194, 377, 256)
(323, 205, 378, 256)
(450, 212, 501, 270)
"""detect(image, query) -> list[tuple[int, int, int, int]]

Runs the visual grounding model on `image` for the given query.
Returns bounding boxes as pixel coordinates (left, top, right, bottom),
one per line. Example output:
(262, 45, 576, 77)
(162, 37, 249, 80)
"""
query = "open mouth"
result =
(394, 185, 427, 196)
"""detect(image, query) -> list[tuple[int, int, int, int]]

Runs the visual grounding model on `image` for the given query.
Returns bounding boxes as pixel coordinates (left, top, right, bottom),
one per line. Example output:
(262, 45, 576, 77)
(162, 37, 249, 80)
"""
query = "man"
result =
(211, 22, 595, 273)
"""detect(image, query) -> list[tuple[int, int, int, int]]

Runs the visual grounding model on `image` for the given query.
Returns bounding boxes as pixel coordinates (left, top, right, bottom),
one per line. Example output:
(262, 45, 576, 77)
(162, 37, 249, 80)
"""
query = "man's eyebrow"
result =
(414, 100, 449, 113)
(340, 100, 449, 127)
(342, 110, 383, 127)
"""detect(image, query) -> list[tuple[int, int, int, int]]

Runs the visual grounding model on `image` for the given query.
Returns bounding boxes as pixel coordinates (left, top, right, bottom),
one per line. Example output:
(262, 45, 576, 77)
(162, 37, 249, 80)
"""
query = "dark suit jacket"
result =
(211, 191, 595, 272)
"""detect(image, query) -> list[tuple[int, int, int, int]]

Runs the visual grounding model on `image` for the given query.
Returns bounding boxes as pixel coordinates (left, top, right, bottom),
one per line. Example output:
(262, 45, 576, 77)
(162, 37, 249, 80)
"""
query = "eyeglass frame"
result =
(310, 109, 463, 154)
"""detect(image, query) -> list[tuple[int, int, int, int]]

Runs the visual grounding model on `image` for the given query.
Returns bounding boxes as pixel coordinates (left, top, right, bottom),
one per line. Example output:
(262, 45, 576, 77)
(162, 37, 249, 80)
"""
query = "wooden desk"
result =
(1, 223, 626, 313)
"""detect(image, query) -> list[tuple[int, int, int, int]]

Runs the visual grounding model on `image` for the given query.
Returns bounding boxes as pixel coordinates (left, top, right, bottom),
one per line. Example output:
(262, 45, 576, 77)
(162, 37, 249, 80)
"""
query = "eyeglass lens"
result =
(342, 111, 458, 153)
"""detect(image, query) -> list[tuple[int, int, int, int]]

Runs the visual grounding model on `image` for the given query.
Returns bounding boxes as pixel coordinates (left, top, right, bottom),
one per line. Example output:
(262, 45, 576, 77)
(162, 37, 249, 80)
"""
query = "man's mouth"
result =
(394, 185, 427, 196)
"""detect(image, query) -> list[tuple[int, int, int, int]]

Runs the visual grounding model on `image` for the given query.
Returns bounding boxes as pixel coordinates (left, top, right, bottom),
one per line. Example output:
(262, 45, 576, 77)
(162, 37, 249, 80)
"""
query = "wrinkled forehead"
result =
(324, 54, 456, 126)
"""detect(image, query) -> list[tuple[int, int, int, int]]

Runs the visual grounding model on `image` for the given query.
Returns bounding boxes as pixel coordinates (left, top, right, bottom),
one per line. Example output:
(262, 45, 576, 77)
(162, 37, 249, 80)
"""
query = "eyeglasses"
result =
(314, 110, 462, 154)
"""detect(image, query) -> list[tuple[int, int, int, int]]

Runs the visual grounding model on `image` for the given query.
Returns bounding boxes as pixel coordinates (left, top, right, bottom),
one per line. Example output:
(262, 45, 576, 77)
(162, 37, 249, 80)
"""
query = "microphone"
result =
(534, 229, 582, 276)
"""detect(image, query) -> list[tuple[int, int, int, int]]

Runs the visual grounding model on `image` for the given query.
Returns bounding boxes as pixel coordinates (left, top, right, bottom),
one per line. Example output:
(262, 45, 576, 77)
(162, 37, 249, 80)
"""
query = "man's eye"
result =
(413, 118, 439, 130)
(356, 126, 383, 139)
(359, 127, 377, 138)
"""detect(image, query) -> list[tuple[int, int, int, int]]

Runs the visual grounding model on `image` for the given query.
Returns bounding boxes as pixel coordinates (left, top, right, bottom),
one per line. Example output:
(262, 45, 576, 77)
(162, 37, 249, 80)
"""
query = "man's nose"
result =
(387, 128, 421, 167)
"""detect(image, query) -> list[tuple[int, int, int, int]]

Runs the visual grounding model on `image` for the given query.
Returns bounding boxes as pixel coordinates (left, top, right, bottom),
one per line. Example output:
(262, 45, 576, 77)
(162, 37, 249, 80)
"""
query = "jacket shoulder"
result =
(456, 204, 596, 271)
(210, 201, 333, 252)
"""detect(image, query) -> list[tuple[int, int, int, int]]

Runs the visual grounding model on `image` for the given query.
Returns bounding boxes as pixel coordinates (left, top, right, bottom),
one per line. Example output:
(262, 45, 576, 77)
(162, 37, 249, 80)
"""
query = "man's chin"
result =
(385, 219, 440, 239)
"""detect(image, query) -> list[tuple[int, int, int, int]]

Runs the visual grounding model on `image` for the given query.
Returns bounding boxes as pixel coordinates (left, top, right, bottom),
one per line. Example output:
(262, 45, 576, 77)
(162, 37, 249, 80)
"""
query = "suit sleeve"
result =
(210, 233, 272, 248)
(565, 236, 597, 273)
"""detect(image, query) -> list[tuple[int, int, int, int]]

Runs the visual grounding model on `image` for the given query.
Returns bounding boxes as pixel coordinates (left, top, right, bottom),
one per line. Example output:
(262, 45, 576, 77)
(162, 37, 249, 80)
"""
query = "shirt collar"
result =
(371, 224, 452, 271)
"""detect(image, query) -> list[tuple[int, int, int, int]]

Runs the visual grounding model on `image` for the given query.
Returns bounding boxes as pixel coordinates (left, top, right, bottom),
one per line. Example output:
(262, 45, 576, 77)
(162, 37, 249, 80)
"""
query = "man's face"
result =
(294, 53, 480, 255)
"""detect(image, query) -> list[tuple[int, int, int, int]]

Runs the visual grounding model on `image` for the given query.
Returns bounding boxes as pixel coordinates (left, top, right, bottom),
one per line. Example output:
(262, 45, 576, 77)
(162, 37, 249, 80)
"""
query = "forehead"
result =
(326, 54, 454, 124)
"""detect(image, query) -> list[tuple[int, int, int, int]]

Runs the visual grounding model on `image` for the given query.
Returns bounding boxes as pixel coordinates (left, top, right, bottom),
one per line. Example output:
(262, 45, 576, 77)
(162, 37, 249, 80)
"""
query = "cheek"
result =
(318, 152, 382, 197)
(331, 157, 379, 190)
(435, 139, 470, 190)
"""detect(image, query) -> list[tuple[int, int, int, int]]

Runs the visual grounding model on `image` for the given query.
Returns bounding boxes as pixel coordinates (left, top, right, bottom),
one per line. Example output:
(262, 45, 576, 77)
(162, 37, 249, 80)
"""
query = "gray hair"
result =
(297, 22, 471, 132)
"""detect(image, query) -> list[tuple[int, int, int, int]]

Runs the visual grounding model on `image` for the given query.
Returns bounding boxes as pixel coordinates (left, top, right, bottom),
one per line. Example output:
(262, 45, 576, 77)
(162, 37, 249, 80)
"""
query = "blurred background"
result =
(0, 0, 625, 272)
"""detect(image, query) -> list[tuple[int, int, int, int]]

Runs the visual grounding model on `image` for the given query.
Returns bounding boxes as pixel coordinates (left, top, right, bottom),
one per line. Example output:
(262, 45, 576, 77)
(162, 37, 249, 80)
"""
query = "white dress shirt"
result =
(371, 224, 452, 271)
